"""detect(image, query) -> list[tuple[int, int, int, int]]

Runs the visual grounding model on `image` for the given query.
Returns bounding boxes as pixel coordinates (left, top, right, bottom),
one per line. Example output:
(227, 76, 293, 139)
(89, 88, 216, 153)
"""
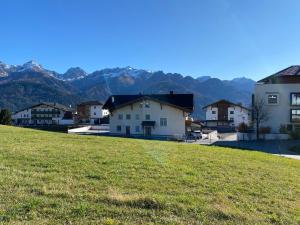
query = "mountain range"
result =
(0, 60, 256, 118)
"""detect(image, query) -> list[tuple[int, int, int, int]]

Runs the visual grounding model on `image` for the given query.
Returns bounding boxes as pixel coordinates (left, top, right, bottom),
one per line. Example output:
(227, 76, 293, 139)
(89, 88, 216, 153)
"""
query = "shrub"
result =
(279, 124, 288, 134)
(259, 126, 271, 134)
(0, 109, 12, 125)
(237, 122, 248, 133)
(288, 131, 300, 140)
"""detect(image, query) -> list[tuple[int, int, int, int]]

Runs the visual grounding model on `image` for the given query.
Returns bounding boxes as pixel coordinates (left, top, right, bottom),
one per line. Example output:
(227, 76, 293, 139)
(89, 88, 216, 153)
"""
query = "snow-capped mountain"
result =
(0, 59, 255, 118)
(58, 67, 88, 80)
(0, 61, 10, 77)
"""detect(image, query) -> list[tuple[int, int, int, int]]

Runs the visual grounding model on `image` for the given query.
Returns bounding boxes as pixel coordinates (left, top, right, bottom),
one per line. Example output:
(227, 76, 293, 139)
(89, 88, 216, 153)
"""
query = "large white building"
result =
(203, 99, 250, 128)
(76, 101, 109, 124)
(12, 102, 74, 125)
(103, 93, 194, 138)
(254, 65, 300, 133)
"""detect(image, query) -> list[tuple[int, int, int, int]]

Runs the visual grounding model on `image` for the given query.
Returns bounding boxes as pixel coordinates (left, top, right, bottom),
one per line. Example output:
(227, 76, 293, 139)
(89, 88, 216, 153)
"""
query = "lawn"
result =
(0, 126, 299, 224)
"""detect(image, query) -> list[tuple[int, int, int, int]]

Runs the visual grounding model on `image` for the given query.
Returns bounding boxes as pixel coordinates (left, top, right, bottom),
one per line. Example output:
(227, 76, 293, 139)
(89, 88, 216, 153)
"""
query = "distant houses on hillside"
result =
(10, 65, 300, 141)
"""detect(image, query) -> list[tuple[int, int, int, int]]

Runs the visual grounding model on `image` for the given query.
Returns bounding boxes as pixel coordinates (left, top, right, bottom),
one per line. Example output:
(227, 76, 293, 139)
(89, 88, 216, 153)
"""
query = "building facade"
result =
(103, 93, 194, 138)
(203, 100, 250, 128)
(12, 102, 74, 125)
(76, 101, 109, 124)
(254, 65, 300, 133)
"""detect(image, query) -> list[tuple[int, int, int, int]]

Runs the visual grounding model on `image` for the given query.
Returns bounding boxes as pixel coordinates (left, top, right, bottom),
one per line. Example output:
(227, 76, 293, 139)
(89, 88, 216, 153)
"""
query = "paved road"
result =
(212, 140, 300, 160)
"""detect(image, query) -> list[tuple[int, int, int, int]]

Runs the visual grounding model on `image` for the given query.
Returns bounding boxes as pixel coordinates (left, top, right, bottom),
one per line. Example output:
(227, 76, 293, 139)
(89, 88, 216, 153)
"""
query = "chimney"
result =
(170, 91, 174, 95)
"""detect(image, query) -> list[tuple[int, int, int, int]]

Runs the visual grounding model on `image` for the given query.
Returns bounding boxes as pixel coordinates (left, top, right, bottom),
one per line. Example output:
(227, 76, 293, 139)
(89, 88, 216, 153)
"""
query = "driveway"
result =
(212, 140, 300, 160)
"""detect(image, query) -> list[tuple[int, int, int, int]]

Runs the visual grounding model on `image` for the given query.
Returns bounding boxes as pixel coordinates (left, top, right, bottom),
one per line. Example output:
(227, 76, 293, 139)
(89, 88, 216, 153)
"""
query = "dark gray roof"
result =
(77, 101, 103, 106)
(103, 94, 194, 112)
(14, 102, 72, 114)
(202, 99, 250, 111)
(258, 65, 300, 83)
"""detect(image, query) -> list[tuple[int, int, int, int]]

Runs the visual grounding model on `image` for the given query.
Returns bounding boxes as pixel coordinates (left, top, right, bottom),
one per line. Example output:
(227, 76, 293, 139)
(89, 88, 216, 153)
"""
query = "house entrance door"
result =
(144, 126, 152, 136)
(126, 126, 131, 136)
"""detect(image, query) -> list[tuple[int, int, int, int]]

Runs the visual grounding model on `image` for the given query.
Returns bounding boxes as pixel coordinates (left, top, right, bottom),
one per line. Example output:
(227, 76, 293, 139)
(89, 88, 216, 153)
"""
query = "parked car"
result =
(191, 130, 202, 139)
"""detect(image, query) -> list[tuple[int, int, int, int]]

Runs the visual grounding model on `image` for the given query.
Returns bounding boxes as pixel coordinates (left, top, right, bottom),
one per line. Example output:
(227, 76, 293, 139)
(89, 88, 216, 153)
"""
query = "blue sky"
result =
(1, 0, 300, 80)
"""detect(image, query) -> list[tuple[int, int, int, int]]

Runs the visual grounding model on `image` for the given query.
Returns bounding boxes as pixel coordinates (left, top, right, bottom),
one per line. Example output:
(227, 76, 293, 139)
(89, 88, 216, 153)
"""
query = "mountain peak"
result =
(62, 67, 87, 80)
(21, 60, 43, 71)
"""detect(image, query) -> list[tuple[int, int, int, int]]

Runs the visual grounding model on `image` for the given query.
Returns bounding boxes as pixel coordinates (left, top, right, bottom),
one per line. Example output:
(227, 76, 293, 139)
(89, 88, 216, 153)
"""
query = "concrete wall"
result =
(255, 83, 300, 133)
(237, 132, 289, 140)
(110, 99, 187, 136)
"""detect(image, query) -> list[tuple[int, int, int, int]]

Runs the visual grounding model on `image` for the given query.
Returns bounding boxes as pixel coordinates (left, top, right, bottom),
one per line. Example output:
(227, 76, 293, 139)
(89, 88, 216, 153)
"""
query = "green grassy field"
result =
(0, 126, 299, 224)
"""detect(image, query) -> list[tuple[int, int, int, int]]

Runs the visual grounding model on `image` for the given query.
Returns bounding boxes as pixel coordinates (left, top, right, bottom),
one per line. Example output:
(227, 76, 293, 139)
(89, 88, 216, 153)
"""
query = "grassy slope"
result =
(0, 126, 299, 225)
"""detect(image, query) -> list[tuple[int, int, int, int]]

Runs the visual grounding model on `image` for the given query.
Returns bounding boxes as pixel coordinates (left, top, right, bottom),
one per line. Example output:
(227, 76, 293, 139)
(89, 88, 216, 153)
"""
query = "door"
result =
(126, 126, 131, 136)
(144, 126, 152, 136)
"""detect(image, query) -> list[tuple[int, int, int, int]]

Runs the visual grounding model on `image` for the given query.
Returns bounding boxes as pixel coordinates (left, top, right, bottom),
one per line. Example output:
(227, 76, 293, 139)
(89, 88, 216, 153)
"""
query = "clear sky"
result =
(1, 0, 300, 80)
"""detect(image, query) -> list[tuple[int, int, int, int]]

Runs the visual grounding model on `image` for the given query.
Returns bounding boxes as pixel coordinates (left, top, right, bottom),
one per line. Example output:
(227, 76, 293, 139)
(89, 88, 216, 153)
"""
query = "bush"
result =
(237, 122, 249, 133)
(0, 109, 12, 125)
(259, 126, 271, 134)
(279, 124, 288, 134)
(288, 131, 300, 140)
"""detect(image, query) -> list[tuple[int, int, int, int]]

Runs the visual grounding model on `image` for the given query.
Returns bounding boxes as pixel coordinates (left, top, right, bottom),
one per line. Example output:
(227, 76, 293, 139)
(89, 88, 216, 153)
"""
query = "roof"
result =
(202, 99, 250, 111)
(103, 94, 194, 112)
(14, 102, 72, 114)
(77, 101, 103, 107)
(258, 65, 300, 83)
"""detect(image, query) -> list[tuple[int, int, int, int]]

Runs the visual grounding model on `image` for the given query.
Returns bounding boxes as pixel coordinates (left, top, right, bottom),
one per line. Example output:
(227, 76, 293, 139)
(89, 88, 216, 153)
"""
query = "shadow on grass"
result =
(212, 140, 300, 155)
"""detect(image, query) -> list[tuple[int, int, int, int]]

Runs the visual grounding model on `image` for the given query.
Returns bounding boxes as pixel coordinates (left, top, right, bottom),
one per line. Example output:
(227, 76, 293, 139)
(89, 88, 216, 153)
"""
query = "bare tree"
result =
(252, 97, 269, 140)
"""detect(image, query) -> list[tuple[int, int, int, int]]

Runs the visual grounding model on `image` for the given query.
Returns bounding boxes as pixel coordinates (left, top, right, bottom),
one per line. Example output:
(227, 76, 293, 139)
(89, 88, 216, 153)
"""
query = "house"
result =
(102, 93, 194, 138)
(202, 99, 250, 129)
(76, 101, 109, 124)
(254, 65, 300, 133)
(12, 102, 74, 126)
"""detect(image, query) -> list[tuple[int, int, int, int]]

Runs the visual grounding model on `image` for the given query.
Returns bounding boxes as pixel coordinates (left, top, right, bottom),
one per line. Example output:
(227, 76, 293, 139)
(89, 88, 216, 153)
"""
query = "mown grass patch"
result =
(0, 125, 299, 224)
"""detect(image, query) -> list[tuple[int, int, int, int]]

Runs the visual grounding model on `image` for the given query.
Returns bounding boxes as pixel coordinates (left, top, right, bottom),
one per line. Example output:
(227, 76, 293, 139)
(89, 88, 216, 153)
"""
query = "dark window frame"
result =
(290, 93, 300, 106)
(290, 109, 300, 123)
(267, 94, 279, 104)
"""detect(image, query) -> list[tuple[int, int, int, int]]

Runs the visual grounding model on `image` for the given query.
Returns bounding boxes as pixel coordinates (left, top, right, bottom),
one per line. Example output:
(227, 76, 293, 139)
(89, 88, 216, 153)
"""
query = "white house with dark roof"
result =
(203, 99, 250, 128)
(12, 102, 74, 125)
(103, 93, 194, 138)
(76, 101, 109, 124)
(254, 65, 300, 133)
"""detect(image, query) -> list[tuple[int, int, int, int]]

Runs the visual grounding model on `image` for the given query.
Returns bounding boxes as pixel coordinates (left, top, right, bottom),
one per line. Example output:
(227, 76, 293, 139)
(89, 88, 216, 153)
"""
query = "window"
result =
(267, 94, 279, 104)
(291, 93, 300, 106)
(135, 126, 140, 132)
(291, 109, 300, 122)
(117, 125, 122, 132)
(145, 102, 150, 108)
(229, 117, 234, 121)
(118, 114, 123, 120)
(94, 112, 96, 116)
(145, 114, 150, 120)
(135, 114, 140, 120)
(94, 106, 96, 109)
(126, 114, 131, 120)
(212, 111, 216, 114)
(160, 118, 167, 126)
(230, 111, 234, 114)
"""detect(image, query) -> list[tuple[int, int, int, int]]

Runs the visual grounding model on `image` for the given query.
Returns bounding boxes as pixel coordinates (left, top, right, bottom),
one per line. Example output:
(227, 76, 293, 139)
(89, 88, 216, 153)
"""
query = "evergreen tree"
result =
(0, 109, 12, 125)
